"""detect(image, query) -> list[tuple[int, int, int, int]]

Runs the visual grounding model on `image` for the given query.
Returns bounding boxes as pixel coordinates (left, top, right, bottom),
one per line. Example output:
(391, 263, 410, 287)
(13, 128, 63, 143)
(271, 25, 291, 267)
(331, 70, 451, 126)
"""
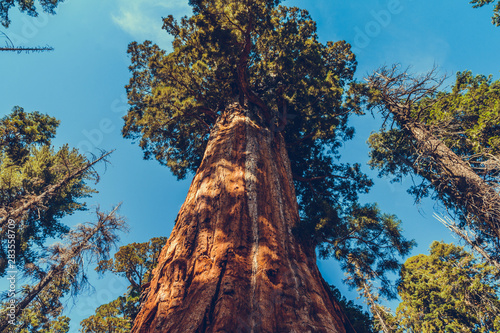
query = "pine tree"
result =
(365, 66, 500, 265)
(0, 205, 127, 333)
(0, 107, 111, 277)
(395, 241, 500, 332)
(435, 214, 500, 271)
(123, 1, 413, 331)
(2, 270, 72, 333)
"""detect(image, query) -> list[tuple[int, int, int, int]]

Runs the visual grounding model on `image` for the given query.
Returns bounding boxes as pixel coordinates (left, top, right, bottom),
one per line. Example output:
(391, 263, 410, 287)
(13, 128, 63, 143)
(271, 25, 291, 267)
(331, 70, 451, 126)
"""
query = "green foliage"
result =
(0, 0, 66, 28)
(0, 109, 118, 333)
(96, 237, 167, 290)
(371, 304, 397, 333)
(470, 0, 500, 26)
(123, 1, 359, 181)
(1, 272, 72, 333)
(0, 106, 59, 164)
(0, 107, 98, 276)
(395, 241, 500, 332)
(80, 237, 167, 331)
(79, 297, 131, 333)
(369, 71, 500, 173)
(1, 206, 127, 333)
(367, 71, 500, 258)
(123, 0, 414, 303)
(430, 72, 500, 156)
(329, 285, 375, 333)
(302, 203, 415, 299)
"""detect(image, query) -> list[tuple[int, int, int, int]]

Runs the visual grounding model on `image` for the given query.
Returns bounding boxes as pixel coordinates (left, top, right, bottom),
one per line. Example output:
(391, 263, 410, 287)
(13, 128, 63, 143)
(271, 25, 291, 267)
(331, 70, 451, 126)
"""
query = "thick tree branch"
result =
(236, 19, 272, 123)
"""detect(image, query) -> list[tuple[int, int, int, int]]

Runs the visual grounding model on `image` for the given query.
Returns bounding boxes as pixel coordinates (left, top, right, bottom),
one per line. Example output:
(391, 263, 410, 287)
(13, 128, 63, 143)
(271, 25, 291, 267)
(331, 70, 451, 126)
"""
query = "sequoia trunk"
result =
(132, 104, 354, 333)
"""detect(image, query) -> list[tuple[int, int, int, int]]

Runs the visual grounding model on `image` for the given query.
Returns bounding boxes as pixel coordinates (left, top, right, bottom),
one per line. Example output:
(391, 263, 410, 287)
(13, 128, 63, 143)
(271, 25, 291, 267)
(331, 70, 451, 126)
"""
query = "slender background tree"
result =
(0, 107, 112, 277)
(0, 205, 127, 333)
(364, 66, 500, 267)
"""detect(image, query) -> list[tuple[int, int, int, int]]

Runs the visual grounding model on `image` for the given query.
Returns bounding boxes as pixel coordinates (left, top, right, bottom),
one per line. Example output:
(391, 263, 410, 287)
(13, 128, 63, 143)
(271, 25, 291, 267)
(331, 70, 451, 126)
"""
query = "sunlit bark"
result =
(132, 104, 354, 333)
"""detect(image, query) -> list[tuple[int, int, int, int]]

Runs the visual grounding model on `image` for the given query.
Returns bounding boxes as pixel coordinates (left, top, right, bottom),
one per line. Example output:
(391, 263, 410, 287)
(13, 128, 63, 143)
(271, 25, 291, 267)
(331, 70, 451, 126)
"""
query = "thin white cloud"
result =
(112, 0, 191, 49)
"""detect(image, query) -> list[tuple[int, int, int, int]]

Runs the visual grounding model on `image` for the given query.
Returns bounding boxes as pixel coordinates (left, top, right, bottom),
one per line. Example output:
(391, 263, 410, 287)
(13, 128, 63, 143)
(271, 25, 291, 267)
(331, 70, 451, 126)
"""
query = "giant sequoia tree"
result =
(123, 1, 412, 331)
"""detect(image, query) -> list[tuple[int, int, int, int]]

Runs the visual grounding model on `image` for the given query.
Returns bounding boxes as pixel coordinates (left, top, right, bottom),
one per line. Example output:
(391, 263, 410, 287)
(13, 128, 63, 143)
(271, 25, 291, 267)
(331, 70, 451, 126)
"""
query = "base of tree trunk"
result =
(132, 104, 354, 333)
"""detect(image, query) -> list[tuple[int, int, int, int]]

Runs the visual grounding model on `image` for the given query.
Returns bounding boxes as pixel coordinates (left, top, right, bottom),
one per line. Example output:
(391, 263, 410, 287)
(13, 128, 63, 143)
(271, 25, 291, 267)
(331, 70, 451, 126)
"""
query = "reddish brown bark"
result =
(132, 103, 354, 333)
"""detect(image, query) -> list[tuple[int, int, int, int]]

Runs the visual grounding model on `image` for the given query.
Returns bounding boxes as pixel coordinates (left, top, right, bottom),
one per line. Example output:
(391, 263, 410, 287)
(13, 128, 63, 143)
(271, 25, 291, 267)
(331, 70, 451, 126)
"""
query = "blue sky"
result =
(1, 0, 499, 331)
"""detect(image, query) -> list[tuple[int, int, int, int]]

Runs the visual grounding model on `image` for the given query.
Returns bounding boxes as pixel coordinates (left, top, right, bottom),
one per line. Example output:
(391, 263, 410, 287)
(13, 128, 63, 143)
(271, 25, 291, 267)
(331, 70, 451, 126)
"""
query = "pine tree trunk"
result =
(132, 104, 354, 333)
(399, 113, 500, 240)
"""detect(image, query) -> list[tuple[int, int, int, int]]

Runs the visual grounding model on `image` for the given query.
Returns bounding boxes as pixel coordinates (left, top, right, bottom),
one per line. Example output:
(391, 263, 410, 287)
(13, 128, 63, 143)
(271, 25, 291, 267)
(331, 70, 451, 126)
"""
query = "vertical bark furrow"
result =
(271, 134, 300, 297)
(131, 104, 352, 333)
(244, 116, 261, 332)
(207, 253, 229, 326)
